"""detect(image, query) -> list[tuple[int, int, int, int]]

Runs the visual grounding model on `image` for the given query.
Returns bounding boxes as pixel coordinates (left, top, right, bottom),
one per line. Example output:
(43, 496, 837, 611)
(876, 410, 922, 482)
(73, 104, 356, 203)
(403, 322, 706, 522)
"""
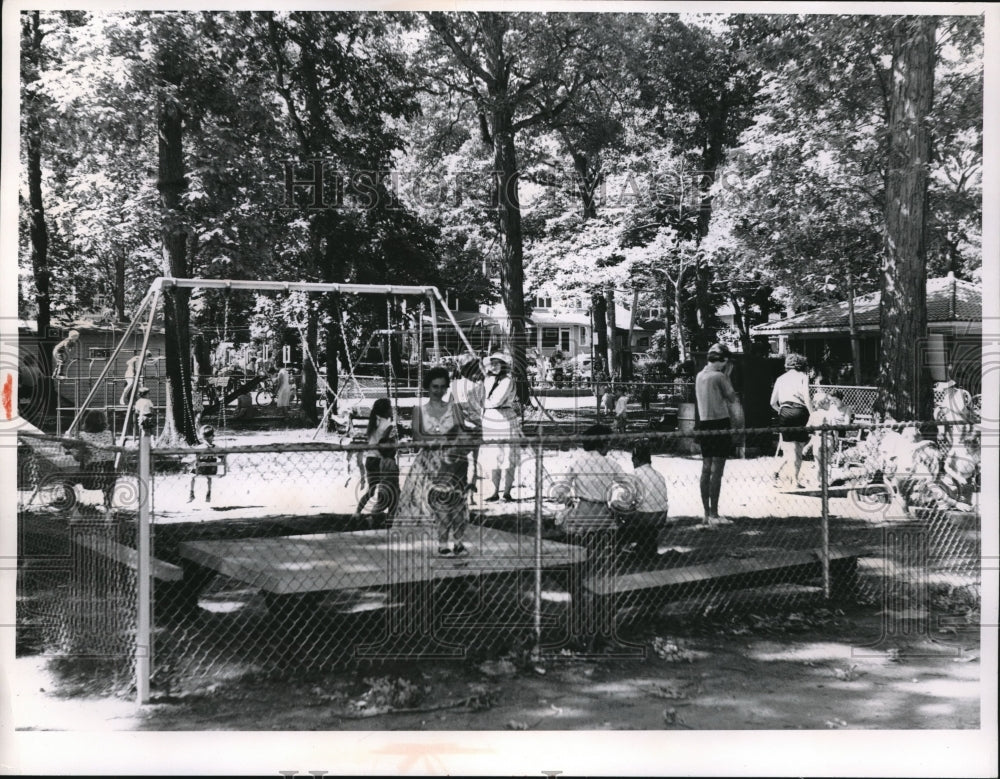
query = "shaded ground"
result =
(12, 599, 980, 731)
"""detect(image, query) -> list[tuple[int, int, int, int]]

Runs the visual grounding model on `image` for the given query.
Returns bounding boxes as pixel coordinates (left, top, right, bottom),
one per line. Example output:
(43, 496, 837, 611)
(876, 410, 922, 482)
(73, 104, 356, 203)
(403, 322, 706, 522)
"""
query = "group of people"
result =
(351, 351, 524, 556)
(352, 350, 674, 560)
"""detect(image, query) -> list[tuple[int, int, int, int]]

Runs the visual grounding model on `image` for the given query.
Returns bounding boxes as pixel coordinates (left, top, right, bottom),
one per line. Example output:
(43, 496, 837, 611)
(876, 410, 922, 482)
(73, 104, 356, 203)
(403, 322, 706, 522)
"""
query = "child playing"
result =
(601, 386, 614, 417)
(428, 428, 473, 556)
(353, 398, 396, 518)
(370, 438, 400, 519)
(189, 424, 218, 503)
(614, 389, 629, 433)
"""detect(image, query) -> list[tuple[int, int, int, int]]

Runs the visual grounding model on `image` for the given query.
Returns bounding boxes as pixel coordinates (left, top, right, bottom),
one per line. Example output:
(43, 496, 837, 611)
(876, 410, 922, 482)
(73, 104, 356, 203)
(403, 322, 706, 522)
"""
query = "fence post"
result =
(533, 436, 544, 658)
(820, 426, 830, 599)
(136, 427, 152, 704)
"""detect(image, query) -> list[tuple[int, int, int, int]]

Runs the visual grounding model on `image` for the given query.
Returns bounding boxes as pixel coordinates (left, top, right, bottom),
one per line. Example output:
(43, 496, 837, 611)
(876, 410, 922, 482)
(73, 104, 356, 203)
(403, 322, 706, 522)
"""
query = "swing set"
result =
(64, 277, 480, 446)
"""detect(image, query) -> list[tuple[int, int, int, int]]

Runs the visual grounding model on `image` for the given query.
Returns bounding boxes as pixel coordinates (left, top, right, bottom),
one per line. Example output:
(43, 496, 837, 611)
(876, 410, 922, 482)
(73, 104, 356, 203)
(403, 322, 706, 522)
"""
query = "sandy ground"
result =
(8, 602, 981, 733)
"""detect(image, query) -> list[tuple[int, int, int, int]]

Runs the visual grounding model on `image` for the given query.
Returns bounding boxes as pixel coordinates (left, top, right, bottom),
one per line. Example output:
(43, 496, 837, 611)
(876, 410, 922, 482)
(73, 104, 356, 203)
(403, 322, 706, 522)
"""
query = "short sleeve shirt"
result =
(695, 367, 736, 422)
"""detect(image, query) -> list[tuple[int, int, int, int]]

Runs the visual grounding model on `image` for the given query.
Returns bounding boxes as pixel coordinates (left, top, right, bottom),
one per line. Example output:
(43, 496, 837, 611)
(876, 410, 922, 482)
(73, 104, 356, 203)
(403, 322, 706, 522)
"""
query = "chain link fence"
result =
(17, 431, 144, 693)
(16, 416, 982, 697)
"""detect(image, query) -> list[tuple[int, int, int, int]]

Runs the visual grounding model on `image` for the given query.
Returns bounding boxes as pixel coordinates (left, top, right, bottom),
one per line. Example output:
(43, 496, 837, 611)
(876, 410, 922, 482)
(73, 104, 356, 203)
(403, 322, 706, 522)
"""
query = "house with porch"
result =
(750, 273, 982, 392)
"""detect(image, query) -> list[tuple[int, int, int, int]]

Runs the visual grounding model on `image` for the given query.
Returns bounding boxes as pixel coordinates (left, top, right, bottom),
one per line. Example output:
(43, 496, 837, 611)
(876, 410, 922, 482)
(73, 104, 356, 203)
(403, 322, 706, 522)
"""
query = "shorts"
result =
(777, 403, 810, 443)
(696, 417, 731, 458)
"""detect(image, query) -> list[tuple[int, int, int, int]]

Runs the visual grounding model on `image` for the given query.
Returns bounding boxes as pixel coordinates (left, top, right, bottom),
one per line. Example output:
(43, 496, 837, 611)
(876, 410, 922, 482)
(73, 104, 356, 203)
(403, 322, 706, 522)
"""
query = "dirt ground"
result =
(11, 596, 981, 733)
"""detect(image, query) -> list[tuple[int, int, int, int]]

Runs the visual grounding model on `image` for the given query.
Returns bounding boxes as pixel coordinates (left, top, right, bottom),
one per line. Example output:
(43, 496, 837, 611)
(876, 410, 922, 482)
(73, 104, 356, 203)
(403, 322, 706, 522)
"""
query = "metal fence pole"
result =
(820, 426, 830, 599)
(136, 428, 151, 704)
(533, 436, 544, 657)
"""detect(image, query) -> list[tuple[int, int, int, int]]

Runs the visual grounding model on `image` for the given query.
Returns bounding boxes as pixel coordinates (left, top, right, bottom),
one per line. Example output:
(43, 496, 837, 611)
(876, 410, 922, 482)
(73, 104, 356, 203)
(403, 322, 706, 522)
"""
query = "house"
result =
(483, 294, 650, 364)
(750, 274, 982, 390)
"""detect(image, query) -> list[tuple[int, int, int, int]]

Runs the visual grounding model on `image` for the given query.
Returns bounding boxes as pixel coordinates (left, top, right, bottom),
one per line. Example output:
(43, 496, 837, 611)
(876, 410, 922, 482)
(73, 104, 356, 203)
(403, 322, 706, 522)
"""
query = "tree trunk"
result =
(879, 16, 936, 421)
(605, 286, 618, 379)
(730, 294, 753, 353)
(591, 292, 609, 381)
(157, 97, 197, 445)
(114, 248, 127, 321)
(24, 12, 51, 371)
(674, 264, 689, 363)
(493, 96, 528, 403)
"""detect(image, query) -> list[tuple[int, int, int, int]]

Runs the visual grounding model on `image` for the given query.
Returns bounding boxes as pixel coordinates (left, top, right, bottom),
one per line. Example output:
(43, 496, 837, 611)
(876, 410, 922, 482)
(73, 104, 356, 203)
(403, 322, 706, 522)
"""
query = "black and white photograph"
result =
(1, 1, 996, 775)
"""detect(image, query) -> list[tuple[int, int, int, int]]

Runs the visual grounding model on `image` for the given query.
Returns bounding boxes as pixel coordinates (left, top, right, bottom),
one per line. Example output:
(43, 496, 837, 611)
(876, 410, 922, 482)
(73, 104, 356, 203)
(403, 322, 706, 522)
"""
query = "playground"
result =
(15, 279, 984, 737)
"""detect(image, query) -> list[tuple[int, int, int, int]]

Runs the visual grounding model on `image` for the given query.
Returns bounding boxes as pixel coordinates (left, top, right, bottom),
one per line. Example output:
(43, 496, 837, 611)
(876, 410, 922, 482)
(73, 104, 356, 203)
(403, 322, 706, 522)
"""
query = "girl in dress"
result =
(353, 397, 396, 519)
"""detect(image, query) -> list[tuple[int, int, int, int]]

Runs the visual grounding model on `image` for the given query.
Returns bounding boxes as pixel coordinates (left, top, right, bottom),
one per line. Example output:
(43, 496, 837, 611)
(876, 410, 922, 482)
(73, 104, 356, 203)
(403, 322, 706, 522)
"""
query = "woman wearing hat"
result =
(770, 353, 813, 488)
(481, 352, 521, 502)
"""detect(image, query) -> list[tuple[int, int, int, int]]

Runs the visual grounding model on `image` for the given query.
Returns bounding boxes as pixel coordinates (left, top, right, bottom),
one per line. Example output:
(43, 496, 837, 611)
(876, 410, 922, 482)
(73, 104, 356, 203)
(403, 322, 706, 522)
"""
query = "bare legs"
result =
(775, 441, 805, 488)
(700, 456, 728, 524)
(486, 467, 514, 501)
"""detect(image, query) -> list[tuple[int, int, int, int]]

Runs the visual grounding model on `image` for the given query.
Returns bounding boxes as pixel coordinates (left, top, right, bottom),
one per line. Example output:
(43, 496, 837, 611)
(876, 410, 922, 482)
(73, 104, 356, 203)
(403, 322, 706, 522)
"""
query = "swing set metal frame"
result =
(66, 277, 479, 445)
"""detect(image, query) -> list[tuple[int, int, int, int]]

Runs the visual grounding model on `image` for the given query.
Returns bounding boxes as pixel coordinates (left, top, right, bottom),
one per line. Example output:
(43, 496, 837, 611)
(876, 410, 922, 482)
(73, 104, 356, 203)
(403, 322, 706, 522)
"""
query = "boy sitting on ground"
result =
(615, 441, 671, 561)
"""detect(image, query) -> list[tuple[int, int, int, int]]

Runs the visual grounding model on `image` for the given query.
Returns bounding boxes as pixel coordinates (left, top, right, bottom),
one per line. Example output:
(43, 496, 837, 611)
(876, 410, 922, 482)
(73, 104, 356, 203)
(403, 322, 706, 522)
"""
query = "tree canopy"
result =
(18, 10, 983, 422)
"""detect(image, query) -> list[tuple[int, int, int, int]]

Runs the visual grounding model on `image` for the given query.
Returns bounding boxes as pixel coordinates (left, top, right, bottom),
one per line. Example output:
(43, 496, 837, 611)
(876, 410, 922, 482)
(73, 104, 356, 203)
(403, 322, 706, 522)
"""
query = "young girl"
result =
(354, 397, 396, 518)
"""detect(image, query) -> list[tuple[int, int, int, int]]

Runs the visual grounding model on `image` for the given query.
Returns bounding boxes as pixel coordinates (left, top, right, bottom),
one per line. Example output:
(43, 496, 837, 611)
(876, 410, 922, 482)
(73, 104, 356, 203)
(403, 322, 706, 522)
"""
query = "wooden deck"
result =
(585, 545, 859, 596)
(178, 526, 587, 596)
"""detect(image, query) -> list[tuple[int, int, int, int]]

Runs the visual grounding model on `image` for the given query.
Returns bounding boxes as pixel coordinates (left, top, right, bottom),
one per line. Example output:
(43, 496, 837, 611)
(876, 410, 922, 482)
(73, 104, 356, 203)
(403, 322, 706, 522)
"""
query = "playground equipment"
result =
(61, 278, 480, 443)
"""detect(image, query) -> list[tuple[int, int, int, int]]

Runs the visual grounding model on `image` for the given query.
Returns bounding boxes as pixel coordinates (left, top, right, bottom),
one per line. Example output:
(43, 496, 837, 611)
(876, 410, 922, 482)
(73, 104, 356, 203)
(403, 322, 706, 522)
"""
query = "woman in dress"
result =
(396, 366, 471, 556)
(480, 352, 521, 503)
(770, 352, 813, 488)
(275, 365, 292, 409)
(450, 355, 485, 494)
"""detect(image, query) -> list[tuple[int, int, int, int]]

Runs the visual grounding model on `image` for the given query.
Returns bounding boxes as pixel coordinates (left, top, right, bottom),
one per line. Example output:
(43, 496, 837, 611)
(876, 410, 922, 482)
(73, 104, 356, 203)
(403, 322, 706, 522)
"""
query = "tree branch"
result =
(425, 12, 494, 88)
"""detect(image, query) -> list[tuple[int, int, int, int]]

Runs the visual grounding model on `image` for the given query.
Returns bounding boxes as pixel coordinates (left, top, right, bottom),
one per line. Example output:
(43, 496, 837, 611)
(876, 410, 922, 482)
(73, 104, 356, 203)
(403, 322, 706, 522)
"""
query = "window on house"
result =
(541, 328, 559, 348)
(637, 337, 650, 351)
(535, 296, 552, 309)
(579, 326, 587, 345)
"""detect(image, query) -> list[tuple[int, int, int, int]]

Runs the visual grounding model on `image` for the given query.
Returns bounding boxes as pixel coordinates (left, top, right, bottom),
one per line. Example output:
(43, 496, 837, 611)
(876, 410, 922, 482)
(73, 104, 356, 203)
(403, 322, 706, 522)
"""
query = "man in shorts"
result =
(694, 343, 738, 527)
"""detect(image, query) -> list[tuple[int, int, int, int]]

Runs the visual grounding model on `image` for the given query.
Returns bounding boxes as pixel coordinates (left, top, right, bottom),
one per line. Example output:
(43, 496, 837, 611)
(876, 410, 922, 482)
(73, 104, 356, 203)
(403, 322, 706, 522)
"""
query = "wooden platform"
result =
(178, 526, 587, 596)
(584, 545, 859, 596)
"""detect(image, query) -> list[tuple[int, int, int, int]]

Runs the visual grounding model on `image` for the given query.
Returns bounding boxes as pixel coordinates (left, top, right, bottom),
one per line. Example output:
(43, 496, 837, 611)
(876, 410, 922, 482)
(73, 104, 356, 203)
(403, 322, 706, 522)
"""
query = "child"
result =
(614, 389, 629, 433)
(189, 425, 219, 503)
(601, 386, 614, 416)
(616, 440, 670, 561)
(354, 398, 396, 518)
(428, 428, 473, 556)
(370, 438, 400, 518)
(134, 386, 155, 436)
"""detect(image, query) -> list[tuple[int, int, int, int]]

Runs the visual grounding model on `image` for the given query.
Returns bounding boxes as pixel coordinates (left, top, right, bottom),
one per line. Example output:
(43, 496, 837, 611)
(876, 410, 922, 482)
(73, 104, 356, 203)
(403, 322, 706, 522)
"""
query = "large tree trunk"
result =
(114, 248, 127, 321)
(483, 16, 529, 403)
(879, 16, 936, 421)
(24, 12, 52, 379)
(157, 98, 197, 445)
(591, 292, 609, 381)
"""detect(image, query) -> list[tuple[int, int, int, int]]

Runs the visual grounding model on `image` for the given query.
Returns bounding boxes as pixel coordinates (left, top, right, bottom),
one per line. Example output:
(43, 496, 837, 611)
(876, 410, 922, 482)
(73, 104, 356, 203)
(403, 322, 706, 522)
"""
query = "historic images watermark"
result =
(279, 159, 745, 214)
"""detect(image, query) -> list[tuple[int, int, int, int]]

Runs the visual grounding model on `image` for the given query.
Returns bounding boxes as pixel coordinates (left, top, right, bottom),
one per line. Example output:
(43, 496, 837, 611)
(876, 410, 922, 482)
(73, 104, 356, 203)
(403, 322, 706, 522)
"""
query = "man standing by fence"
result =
(695, 343, 738, 527)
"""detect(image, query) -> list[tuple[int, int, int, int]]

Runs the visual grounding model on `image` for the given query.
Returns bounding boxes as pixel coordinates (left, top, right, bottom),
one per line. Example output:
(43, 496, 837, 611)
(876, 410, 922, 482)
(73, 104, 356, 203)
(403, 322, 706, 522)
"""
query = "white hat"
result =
(935, 379, 956, 390)
(487, 352, 511, 365)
